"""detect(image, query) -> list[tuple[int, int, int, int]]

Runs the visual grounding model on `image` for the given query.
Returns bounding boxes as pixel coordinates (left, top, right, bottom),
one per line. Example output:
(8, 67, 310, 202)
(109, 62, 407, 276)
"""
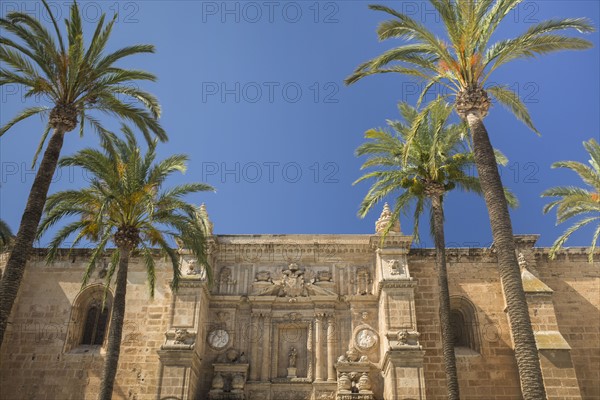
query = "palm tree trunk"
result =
(430, 194, 460, 400)
(98, 247, 130, 400)
(465, 112, 546, 399)
(0, 129, 65, 347)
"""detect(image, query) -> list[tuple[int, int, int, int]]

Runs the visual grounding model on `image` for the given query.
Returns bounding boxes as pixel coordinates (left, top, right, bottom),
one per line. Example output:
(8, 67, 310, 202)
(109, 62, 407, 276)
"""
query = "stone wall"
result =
(0, 250, 176, 400)
(0, 237, 597, 400)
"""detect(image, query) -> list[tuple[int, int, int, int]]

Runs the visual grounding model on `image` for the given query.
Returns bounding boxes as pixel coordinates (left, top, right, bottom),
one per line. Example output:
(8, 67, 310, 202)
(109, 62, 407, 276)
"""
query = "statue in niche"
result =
(288, 347, 298, 368)
(354, 267, 371, 295)
(220, 267, 232, 282)
(218, 267, 236, 294)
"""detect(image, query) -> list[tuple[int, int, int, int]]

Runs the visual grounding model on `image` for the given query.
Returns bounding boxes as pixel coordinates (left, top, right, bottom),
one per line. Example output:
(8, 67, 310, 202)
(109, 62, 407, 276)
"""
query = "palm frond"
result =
(487, 85, 539, 135)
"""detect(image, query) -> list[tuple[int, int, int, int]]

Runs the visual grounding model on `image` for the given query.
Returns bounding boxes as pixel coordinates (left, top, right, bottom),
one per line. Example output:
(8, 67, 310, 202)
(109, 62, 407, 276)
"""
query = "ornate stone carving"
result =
(254, 263, 335, 297)
(174, 328, 190, 344)
(209, 360, 249, 400)
(355, 328, 378, 351)
(316, 270, 333, 282)
(387, 330, 421, 349)
(161, 328, 196, 350)
(316, 392, 336, 400)
(375, 203, 401, 234)
(335, 356, 374, 399)
(255, 270, 271, 282)
(357, 373, 372, 392)
(384, 259, 407, 276)
(518, 252, 528, 269)
(211, 372, 224, 390)
(198, 203, 214, 235)
(347, 348, 360, 362)
(338, 373, 352, 391)
(231, 373, 244, 391)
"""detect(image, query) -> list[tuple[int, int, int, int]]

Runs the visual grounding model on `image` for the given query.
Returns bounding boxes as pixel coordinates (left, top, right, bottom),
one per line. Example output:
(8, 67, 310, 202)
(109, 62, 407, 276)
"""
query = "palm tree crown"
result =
(38, 126, 215, 293)
(354, 100, 514, 236)
(0, 0, 166, 155)
(346, 1, 593, 133)
(542, 138, 600, 262)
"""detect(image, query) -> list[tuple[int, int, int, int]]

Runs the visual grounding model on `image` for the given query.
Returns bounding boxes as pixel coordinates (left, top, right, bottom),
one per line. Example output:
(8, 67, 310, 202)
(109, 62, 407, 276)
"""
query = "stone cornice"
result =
(14, 243, 599, 266)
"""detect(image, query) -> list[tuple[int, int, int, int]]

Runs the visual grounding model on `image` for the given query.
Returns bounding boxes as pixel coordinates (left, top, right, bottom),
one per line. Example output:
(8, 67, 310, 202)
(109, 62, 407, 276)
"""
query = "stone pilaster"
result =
(314, 313, 325, 382)
(260, 312, 272, 381)
(327, 315, 337, 382)
(373, 232, 426, 400)
(307, 316, 314, 381)
(159, 260, 211, 400)
(249, 312, 260, 381)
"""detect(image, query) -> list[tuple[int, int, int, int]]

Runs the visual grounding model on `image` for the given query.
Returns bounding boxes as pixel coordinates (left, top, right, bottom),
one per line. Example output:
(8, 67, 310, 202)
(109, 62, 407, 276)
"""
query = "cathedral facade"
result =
(0, 207, 598, 400)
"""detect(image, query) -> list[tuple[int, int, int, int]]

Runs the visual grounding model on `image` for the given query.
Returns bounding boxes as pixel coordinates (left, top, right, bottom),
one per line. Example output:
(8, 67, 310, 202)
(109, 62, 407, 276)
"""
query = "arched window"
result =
(65, 285, 112, 353)
(449, 296, 480, 354)
(81, 301, 109, 345)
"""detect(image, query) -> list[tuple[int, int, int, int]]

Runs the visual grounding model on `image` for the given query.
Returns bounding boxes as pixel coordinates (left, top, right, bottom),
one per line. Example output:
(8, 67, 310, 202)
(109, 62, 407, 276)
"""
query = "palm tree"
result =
(37, 127, 214, 399)
(355, 100, 515, 399)
(345, 2, 593, 397)
(0, 219, 13, 251)
(0, 0, 166, 346)
(542, 138, 600, 262)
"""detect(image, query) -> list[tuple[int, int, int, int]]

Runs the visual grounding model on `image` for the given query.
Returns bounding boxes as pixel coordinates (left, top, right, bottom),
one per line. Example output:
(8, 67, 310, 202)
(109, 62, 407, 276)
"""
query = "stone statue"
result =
(288, 347, 297, 368)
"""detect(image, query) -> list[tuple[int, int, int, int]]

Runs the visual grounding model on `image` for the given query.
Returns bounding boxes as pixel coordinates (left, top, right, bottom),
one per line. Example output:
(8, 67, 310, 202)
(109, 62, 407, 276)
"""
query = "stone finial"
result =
(198, 203, 214, 235)
(518, 252, 528, 270)
(375, 203, 401, 234)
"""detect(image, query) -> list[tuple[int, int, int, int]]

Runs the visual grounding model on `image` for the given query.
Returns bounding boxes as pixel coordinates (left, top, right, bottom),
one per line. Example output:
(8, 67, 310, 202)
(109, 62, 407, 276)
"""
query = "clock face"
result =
(208, 329, 229, 349)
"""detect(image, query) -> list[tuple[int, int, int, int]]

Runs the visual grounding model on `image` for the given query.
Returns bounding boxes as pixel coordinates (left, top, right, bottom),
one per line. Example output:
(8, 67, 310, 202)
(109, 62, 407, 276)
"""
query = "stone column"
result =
(249, 312, 260, 381)
(260, 313, 271, 381)
(314, 313, 324, 382)
(307, 318, 313, 380)
(326, 315, 336, 382)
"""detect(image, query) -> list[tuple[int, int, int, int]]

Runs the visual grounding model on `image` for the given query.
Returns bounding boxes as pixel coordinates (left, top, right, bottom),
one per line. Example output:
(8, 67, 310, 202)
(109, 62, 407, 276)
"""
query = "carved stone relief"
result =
(354, 328, 379, 352)
(254, 263, 335, 297)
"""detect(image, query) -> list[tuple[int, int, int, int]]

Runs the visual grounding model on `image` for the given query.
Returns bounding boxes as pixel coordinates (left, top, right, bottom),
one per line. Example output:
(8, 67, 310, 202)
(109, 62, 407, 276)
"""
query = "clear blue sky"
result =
(1, 1, 599, 249)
